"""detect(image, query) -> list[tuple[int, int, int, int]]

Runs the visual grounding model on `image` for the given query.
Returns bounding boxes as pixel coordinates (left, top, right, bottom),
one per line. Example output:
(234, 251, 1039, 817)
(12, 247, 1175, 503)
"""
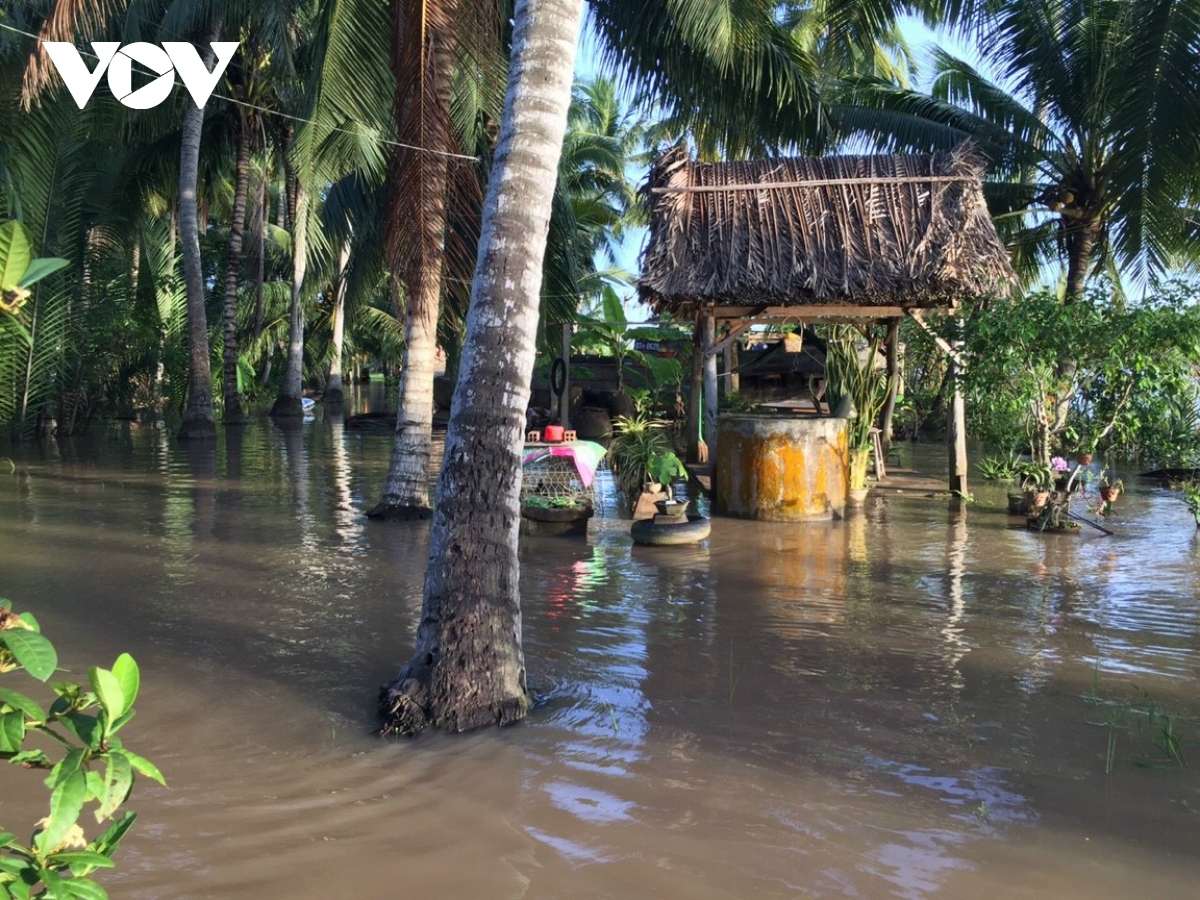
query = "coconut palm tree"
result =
(379, 0, 584, 736)
(836, 0, 1200, 300)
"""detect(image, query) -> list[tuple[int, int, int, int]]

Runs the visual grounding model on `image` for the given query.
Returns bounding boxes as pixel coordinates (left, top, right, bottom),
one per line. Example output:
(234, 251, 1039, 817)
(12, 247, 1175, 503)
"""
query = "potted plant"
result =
(608, 413, 673, 495)
(1017, 460, 1054, 512)
(648, 450, 689, 515)
(823, 328, 892, 502)
(1098, 476, 1122, 503)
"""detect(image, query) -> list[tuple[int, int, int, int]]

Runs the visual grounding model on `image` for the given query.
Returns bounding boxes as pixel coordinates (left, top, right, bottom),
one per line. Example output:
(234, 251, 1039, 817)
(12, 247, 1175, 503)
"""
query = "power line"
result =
(0, 22, 480, 163)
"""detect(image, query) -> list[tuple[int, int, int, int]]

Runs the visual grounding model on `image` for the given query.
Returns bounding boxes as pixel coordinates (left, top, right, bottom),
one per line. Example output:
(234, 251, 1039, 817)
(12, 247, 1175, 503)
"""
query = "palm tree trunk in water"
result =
(178, 47, 216, 441)
(326, 240, 351, 403)
(271, 181, 308, 417)
(222, 111, 251, 425)
(379, 0, 583, 735)
(369, 1, 455, 519)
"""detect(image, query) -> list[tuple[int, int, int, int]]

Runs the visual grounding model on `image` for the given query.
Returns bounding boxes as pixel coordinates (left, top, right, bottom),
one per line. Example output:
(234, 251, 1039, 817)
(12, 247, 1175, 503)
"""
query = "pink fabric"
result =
(521, 440, 607, 488)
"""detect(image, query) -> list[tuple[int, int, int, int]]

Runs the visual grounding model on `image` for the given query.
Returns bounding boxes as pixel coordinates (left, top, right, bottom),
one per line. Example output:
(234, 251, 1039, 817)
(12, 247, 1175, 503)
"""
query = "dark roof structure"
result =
(638, 143, 1017, 318)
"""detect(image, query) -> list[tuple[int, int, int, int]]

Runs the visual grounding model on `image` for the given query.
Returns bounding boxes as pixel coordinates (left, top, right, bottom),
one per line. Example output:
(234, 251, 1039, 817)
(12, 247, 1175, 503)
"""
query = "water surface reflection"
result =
(1, 425, 1198, 898)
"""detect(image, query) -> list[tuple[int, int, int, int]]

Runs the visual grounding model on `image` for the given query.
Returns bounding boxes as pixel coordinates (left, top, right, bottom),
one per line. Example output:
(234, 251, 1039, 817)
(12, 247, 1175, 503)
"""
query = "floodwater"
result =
(2, 410, 1198, 899)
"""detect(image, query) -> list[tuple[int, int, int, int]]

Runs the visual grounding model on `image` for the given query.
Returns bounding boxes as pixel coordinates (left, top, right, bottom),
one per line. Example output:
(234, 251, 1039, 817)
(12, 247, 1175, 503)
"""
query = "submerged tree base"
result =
(379, 661, 530, 736)
(365, 502, 432, 520)
(178, 415, 216, 440)
(270, 396, 305, 418)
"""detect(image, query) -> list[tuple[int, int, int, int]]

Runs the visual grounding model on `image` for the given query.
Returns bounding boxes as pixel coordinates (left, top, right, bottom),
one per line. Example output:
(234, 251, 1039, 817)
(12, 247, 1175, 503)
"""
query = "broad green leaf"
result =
(39, 869, 66, 895)
(0, 687, 46, 722)
(55, 875, 108, 900)
(108, 709, 135, 735)
(46, 851, 116, 872)
(85, 770, 104, 803)
(9, 876, 32, 899)
(15, 612, 40, 633)
(7, 749, 51, 768)
(88, 669, 124, 721)
(0, 712, 24, 753)
(114, 749, 165, 787)
(89, 812, 136, 858)
(97, 753, 131, 821)
(51, 749, 85, 788)
(0, 832, 13, 847)
(109, 655, 138, 714)
(1, 629, 57, 681)
(0, 221, 32, 290)
(0, 856, 28, 875)
(37, 770, 87, 854)
(17, 257, 68, 289)
(59, 713, 100, 750)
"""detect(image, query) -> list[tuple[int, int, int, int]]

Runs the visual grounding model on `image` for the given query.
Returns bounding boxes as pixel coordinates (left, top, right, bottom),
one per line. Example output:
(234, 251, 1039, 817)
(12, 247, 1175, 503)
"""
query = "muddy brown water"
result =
(2, 414, 1199, 898)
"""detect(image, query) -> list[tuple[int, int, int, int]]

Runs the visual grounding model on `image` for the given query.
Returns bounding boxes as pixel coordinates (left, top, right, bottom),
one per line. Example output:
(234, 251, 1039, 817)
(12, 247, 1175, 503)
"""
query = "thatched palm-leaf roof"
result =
(638, 144, 1016, 316)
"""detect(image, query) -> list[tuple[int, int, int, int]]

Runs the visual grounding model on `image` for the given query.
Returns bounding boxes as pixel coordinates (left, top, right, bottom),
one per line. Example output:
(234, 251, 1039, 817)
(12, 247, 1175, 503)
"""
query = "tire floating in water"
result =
(630, 515, 711, 546)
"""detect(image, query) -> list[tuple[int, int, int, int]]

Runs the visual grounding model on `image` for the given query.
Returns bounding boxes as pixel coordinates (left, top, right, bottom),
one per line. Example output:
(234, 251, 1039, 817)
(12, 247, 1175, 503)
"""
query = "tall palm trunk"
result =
(222, 111, 252, 424)
(178, 43, 217, 440)
(326, 240, 351, 403)
(1063, 215, 1101, 304)
(368, 0, 457, 518)
(271, 180, 308, 417)
(379, 0, 584, 736)
(1046, 215, 1102, 448)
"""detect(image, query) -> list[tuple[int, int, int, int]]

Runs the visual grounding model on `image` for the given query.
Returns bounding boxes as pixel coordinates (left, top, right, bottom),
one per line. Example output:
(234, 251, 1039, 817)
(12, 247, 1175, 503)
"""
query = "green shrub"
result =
(1, 598, 164, 900)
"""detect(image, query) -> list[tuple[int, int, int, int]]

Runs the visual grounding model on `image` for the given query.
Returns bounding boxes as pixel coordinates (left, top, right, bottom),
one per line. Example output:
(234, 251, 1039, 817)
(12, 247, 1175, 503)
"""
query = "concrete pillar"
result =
(715, 414, 849, 520)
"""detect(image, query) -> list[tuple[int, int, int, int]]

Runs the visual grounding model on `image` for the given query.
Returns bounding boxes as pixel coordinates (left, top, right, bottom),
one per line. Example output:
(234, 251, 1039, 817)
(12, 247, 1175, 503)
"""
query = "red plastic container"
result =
(542, 424, 564, 442)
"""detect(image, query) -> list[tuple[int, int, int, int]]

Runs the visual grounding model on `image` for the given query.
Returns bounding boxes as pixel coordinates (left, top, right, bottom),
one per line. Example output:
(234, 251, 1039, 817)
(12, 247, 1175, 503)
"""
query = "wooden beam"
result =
(650, 174, 978, 194)
(907, 309, 963, 366)
(706, 304, 910, 320)
(706, 317, 762, 358)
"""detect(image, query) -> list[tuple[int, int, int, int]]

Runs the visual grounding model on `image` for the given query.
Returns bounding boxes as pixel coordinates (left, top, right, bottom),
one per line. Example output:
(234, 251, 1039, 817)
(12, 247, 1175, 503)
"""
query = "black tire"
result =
(630, 515, 711, 546)
(550, 357, 567, 396)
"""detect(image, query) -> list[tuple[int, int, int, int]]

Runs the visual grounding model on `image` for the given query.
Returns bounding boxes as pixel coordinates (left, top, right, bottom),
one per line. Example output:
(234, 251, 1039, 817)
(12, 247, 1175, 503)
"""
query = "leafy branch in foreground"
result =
(1, 598, 165, 900)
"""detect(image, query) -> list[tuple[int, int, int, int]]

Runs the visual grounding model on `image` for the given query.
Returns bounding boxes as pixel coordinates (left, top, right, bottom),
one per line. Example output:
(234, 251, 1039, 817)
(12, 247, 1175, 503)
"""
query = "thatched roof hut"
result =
(639, 143, 1016, 317)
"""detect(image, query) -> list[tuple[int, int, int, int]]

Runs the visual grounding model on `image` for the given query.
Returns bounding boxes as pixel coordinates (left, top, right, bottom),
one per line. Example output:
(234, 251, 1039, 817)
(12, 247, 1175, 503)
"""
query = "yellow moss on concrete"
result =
(716, 415, 848, 521)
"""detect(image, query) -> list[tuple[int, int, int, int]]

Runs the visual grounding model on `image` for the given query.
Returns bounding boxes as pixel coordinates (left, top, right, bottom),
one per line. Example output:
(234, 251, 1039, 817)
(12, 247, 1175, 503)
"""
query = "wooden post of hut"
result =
(559, 322, 572, 428)
(687, 318, 704, 462)
(947, 325, 968, 498)
(725, 336, 740, 396)
(880, 319, 900, 452)
(703, 312, 718, 460)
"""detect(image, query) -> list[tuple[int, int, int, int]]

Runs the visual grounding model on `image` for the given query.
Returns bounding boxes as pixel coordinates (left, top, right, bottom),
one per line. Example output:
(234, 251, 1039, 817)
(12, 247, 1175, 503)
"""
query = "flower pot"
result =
(1025, 489, 1051, 512)
(848, 486, 870, 506)
(654, 499, 689, 517)
(1099, 486, 1120, 503)
(542, 424, 564, 442)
